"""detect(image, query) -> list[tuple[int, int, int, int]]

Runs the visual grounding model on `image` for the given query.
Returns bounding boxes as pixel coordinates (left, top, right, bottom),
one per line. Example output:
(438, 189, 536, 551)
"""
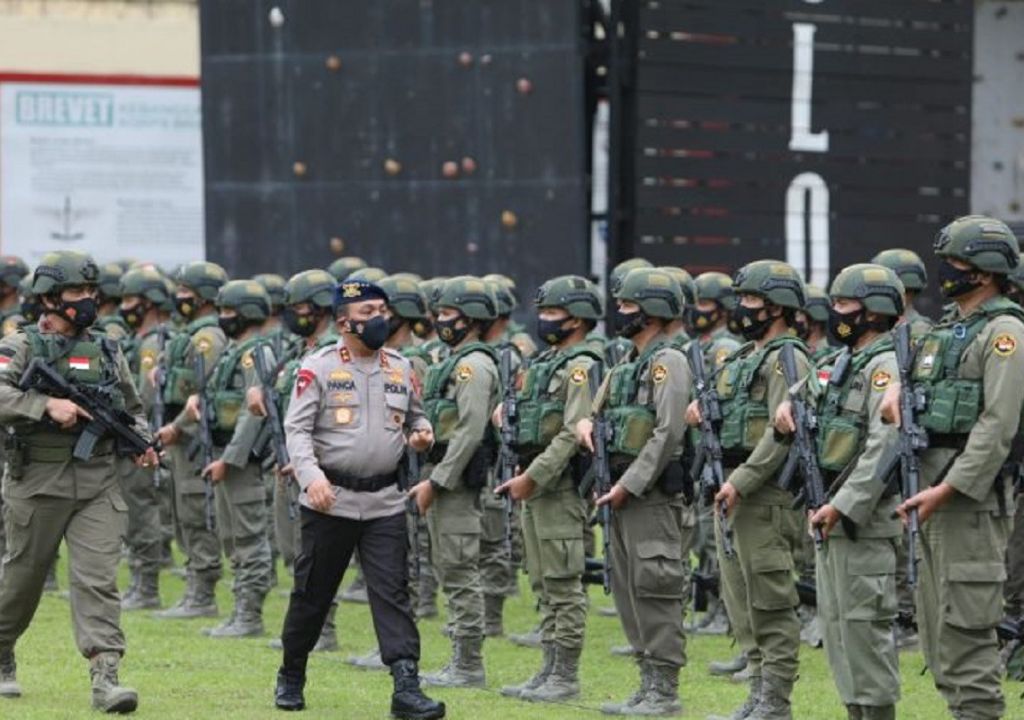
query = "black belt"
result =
(322, 468, 398, 493)
(929, 433, 966, 450)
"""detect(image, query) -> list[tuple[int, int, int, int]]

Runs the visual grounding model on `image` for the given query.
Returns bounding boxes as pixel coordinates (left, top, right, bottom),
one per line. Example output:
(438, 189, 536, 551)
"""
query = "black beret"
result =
(334, 280, 389, 310)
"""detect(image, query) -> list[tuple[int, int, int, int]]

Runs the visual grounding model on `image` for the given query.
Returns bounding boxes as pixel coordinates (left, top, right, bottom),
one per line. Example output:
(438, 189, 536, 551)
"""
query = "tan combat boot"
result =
(89, 652, 138, 714)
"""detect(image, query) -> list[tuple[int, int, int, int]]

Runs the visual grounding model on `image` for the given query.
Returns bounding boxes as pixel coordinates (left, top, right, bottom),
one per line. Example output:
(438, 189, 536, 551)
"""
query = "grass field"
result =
(5, 555, 1021, 720)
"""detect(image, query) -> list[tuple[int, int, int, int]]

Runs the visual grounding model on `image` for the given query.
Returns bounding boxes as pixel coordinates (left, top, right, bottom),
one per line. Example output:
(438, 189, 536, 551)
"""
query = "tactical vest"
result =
(910, 297, 1024, 436)
(717, 336, 805, 453)
(276, 333, 337, 415)
(421, 341, 498, 444)
(18, 328, 125, 461)
(815, 340, 892, 474)
(163, 315, 218, 408)
(207, 336, 264, 441)
(515, 345, 602, 453)
(602, 341, 667, 458)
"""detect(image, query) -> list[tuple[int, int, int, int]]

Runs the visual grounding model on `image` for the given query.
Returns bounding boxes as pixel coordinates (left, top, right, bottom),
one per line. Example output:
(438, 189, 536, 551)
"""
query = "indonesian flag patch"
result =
(817, 369, 831, 386)
(0, 356, 10, 368)
(69, 356, 91, 371)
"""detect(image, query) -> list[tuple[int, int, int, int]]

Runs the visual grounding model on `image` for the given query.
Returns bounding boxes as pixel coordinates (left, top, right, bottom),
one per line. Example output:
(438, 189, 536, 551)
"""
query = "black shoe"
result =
(390, 659, 445, 720)
(274, 670, 305, 711)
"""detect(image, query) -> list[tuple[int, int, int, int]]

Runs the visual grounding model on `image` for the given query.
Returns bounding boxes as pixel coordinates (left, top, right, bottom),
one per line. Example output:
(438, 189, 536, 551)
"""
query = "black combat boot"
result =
(390, 659, 446, 720)
(274, 666, 306, 711)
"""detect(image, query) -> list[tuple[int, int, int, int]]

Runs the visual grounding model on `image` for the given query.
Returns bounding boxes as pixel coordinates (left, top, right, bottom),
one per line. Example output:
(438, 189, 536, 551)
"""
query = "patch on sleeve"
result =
(0, 355, 10, 371)
(774, 361, 784, 376)
(651, 363, 668, 384)
(241, 351, 254, 369)
(2, 318, 17, 337)
(993, 333, 1017, 358)
(455, 364, 474, 382)
(871, 370, 892, 391)
(194, 335, 213, 357)
(295, 368, 315, 398)
(714, 347, 730, 368)
(569, 366, 588, 386)
(140, 349, 157, 370)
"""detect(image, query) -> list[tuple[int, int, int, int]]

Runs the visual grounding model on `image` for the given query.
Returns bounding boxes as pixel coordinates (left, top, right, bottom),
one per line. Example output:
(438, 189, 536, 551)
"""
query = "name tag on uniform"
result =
(384, 382, 408, 394)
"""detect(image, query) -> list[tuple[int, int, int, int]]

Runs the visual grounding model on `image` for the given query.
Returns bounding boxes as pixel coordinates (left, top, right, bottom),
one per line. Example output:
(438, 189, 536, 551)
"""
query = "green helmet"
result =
(284, 269, 336, 308)
(120, 267, 170, 306)
(160, 277, 176, 313)
(732, 260, 805, 310)
(0, 256, 29, 289)
(97, 263, 124, 301)
(216, 279, 271, 321)
(536, 275, 604, 320)
(829, 264, 905, 317)
(483, 279, 517, 316)
(253, 273, 287, 311)
(615, 267, 684, 320)
(378, 275, 428, 319)
(421, 277, 448, 314)
(1009, 259, 1024, 294)
(610, 258, 653, 294)
(174, 261, 228, 301)
(803, 284, 830, 323)
(390, 271, 424, 284)
(18, 275, 36, 300)
(933, 215, 1020, 274)
(32, 250, 100, 295)
(347, 267, 387, 283)
(657, 266, 696, 307)
(435, 276, 499, 320)
(694, 272, 738, 310)
(327, 256, 368, 282)
(871, 249, 928, 292)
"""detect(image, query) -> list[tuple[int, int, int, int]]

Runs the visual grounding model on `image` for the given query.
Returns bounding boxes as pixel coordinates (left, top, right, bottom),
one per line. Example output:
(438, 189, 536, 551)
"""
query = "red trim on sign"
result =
(0, 72, 199, 87)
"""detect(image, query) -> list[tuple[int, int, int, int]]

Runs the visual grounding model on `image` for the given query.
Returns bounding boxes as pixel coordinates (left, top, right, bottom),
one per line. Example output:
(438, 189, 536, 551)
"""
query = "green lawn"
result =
(5, 555, 1021, 719)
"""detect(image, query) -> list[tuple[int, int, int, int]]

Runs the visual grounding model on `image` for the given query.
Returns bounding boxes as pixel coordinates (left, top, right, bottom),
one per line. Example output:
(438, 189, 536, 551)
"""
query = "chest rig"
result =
(515, 345, 601, 454)
(421, 341, 498, 445)
(163, 315, 218, 410)
(206, 336, 264, 439)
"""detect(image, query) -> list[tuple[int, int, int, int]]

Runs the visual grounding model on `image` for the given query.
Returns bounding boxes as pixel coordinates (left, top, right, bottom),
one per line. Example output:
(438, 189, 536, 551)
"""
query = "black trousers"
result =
(280, 507, 419, 674)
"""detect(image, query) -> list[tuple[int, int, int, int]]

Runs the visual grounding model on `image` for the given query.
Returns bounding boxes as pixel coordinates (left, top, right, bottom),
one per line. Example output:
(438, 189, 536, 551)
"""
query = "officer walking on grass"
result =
(274, 279, 444, 720)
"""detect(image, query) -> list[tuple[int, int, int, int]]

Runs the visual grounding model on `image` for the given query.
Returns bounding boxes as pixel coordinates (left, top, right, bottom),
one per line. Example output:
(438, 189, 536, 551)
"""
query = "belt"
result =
(322, 468, 398, 493)
(929, 433, 966, 450)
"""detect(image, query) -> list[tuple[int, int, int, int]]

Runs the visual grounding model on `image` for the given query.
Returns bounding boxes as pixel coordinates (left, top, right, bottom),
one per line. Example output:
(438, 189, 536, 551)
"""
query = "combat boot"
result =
(122, 571, 160, 611)
(483, 594, 505, 637)
(859, 706, 894, 720)
(155, 572, 217, 619)
(0, 646, 21, 699)
(601, 659, 653, 714)
(390, 659, 446, 720)
(340, 573, 369, 603)
(43, 562, 59, 593)
(709, 652, 748, 677)
(798, 607, 822, 648)
(707, 675, 761, 720)
(347, 647, 386, 670)
(500, 642, 555, 698)
(748, 673, 792, 720)
(89, 652, 138, 714)
(520, 645, 581, 703)
(274, 669, 305, 711)
(209, 593, 264, 638)
(845, 706, 863, 720)
(694, 600, 731, 636)
(622, 663, 681, 716)
(421, 637, 485, 688)
(508, 623, 543, 648)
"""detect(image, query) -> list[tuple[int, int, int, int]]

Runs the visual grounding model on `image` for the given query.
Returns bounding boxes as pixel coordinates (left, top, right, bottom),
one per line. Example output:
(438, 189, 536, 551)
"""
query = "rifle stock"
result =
(893, 322, 926, 588)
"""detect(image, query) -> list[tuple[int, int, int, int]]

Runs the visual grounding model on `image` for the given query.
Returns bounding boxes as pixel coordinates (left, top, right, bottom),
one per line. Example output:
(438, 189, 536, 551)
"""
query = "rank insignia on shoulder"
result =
(871, 370, 891, 391)
(993, 333, 1017, 357)
(651, 363, 668, 384)
(569, 366, 588, 386)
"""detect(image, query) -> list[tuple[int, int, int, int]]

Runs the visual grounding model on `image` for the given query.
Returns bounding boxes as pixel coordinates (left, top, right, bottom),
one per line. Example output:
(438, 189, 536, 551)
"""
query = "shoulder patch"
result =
(993, 333, 1017, 358)
(241, 351, 254, 369)
(714, 347, 730, 367)
(651, 363, 668, 384)
(871, 370, 892, 391)
(295, 368, 315, 398)
(140, 348, 157, 369)
(455, 364, 474, 382)
(2, 318, 17, 337)
(569, 366, 588, 386)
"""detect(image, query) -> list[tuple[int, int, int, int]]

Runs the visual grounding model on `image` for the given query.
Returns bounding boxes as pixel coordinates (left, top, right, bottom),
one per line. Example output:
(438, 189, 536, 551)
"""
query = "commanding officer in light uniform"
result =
(274, 280, 444, 720)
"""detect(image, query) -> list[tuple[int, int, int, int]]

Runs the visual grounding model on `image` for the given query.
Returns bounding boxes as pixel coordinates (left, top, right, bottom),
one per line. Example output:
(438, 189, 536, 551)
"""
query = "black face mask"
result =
(793, 314, 810, 341)
(733, 304, 773, 341)
(119, 302, 147, 329)
(689, 307, 719, 333)
(348, 314, 390, 350)
(614, 308, 647, 338)
(283, 307, 319, 337)
(537, 317, 573, 346)
(387, 314, 406, 339)
(218, 314, 246, 339)
(938, 260, 981, 298)
(59, 297, 98, 330)
(411, 319, 432, 340)
(175, 296, 198, 320)
(21, 298, 42, 324)
(827, 307, 867, 347)
(435, 316, 471, 347)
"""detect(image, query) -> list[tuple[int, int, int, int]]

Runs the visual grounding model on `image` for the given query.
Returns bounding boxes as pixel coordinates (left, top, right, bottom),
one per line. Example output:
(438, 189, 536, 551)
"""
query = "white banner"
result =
(0, 77, 204, 268)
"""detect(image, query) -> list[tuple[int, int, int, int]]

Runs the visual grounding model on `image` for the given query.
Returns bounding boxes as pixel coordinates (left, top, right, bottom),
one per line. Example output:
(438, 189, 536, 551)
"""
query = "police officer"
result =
(871, 249, 933, 338)
(254, 269, 340, 654)
(882, 216, 1024, 720)
(483, 273, 538, 359)
(801, 285, 834, 361)
(603, 259, 653, 367)
(658, 266, 697, 349)
(577, 267, 693, 716)
(777, 264, 906, 720)
(0, 250, 156, 712)
(117, 267, 173, 610)
(696, 261, 810, 720)
(408, 276, 500, 688)
(274, 279, 443, 720)
(186, 280, 275, 637)
(17, 276, 42, 329)
(496, 275, 603, 702)
(326, 256, 368, 283)
(153, 261, 230, 619)
(0, 256, 29, 338)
